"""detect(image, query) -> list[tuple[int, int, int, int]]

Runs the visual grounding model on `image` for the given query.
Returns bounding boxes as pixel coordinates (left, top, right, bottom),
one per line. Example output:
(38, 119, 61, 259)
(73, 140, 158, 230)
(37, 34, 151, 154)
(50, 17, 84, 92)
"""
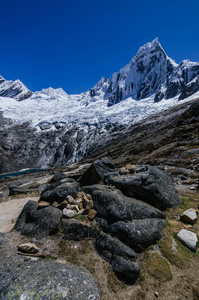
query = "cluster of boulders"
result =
(15, 157, 183, 284)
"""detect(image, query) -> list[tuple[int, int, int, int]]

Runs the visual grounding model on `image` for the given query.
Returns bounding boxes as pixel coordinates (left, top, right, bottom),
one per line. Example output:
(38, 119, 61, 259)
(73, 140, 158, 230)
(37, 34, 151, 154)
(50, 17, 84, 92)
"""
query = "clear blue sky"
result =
(0, 0, 198, 94)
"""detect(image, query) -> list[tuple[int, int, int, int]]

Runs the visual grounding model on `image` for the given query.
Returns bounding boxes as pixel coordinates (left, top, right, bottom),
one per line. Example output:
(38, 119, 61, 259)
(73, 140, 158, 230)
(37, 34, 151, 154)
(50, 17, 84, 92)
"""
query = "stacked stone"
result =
(36, 170, 97, 221)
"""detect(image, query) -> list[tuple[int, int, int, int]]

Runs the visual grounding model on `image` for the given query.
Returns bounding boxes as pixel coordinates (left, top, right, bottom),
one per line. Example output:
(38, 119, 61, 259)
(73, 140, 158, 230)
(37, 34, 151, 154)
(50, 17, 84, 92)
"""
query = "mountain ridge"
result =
(0, 38, 199, 109)
(0, 38, 199, 172)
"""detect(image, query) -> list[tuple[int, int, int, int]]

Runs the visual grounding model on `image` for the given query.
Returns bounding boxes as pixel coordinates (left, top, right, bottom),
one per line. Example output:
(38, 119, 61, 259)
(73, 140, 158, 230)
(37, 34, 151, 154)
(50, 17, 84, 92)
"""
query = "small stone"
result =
(18, 243, 39, 254)
(52, 201, 59, 208)
(177, 229, 198, 252)
(37, 201, 50, 209)
(126, 164, 136, 174)
(88, 209, 97, 221)
(82, 196, 90, 208)
(85, 200, 94, 210)
(67, 204, 79, 212)
(172, 238, 177, 251)
(75, 198, 82, 205)
(63, 209, 76, 218)
(57, 200, 68, 210)
(78, 202, 84, 210)
(77, 192, 83, 198)
(154, 292, 159, 297)
(125, 164, 135, 171)
(119, 167, 126, 175)
(66, 195, 75, 204)
(190, 186, 197, 190)
(180, 208, 197, 225)
(86, 194, 92, 200)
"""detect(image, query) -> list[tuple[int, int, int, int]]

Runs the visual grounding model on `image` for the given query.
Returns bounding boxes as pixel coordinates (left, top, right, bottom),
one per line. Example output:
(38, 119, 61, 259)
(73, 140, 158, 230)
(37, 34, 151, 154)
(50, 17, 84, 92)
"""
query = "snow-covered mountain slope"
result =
(0, 76, 32, 101)
(90, 37, 178, 105)
(89, 38, 199, 105)
(0, 38, 199, 171)
(0, 38, 199, 130)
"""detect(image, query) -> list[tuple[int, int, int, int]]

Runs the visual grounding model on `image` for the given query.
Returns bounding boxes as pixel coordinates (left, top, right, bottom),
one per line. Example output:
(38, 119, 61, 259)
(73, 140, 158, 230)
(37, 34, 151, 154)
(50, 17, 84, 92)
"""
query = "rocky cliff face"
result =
(0, 76, 32, 101)
(90, 38, 199, 105)
(0, 112, 127, 172)
(82, 97, 199, 174)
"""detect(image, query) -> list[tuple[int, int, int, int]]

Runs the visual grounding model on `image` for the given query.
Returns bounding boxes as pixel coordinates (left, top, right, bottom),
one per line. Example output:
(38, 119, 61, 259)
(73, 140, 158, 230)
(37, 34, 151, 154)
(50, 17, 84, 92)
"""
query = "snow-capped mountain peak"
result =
(0, 37, 199, 128)
(89, 38, 179, 106)
(0, 38, 199, 171)
(0, 76, 32, 101)
(40, 87, 68, 97)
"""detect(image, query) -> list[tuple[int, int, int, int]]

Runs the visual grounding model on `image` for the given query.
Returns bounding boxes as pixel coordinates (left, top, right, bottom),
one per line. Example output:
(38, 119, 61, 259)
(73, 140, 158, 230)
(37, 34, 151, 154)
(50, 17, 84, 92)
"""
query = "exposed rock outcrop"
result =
(14, 158, 182, 284)
(105, 165, 181, 210)
(79, 157, 117, 186)
(0, 237, 100, 300)
(15, 201, 62, 239)
(83, 184, 165, 222)
(40, 179, 80, 203)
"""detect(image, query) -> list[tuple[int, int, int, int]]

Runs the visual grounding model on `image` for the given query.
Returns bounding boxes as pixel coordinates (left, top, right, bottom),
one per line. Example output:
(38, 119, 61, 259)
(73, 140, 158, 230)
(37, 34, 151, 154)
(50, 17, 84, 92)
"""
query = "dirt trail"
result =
(0, 196, 39, 233)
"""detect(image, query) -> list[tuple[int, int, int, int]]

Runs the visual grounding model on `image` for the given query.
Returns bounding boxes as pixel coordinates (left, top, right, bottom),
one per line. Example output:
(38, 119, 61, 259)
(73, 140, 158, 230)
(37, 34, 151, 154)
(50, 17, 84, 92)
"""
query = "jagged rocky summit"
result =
(13, 158, 181, 286)
(0, 38, 199, 172)
(1, 38, 199, 108)
(0, 75, 32, 101)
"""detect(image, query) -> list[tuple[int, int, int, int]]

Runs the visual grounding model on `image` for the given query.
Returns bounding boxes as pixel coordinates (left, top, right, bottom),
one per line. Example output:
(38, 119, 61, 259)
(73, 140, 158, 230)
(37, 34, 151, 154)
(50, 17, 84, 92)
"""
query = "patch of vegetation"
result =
(58, 240, 81, 265)
(178, 192, 199, 212)
(158, 190, 199, 269)
(137, 269, 149, 290)
(74, 213, 87, 221)
(158, 209, 196, 269)
(145, 252, 172, 282)
(106, 266, 125, 293)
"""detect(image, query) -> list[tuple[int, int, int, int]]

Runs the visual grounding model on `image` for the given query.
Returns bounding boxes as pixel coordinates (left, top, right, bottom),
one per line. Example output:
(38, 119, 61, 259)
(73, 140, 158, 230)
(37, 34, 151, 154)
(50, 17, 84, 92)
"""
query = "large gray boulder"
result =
(15, 200, 39, 232)
(93, 230, 140, 284)
(40, 180, 80, 204)
(106, 165, 181, 210)
(63, 219, 92, 240)
(93, 229, 137, 260)
(49, 170, 68, 183)
(15, 201, 62, 239)
(97, 218, 166, 252)
(79, 157, 118, 186)
(84, 185, 165, 222)
(0, 246, 100, 300)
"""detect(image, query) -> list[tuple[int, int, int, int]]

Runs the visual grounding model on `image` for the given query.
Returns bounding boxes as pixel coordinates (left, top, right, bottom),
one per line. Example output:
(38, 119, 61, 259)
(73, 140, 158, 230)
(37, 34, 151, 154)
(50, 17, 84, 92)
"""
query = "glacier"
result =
(0, 38, 199, 171)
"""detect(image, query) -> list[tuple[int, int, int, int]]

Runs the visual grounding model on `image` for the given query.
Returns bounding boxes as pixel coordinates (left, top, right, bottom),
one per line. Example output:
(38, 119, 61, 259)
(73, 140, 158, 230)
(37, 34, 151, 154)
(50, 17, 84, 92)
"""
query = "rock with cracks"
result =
(40, 179, 80, 204)
(79, 157, 118, 186)
(83, 184, 165, 223)
(15, 200, 62, 239)
(105, 165, 181, 210)
(0, 244, 100, 300)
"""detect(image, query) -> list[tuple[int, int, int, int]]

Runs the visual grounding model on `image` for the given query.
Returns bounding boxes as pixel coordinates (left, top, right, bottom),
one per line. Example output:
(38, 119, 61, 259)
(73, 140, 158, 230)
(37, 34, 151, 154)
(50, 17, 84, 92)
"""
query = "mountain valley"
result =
(0, 39, 199, 300)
